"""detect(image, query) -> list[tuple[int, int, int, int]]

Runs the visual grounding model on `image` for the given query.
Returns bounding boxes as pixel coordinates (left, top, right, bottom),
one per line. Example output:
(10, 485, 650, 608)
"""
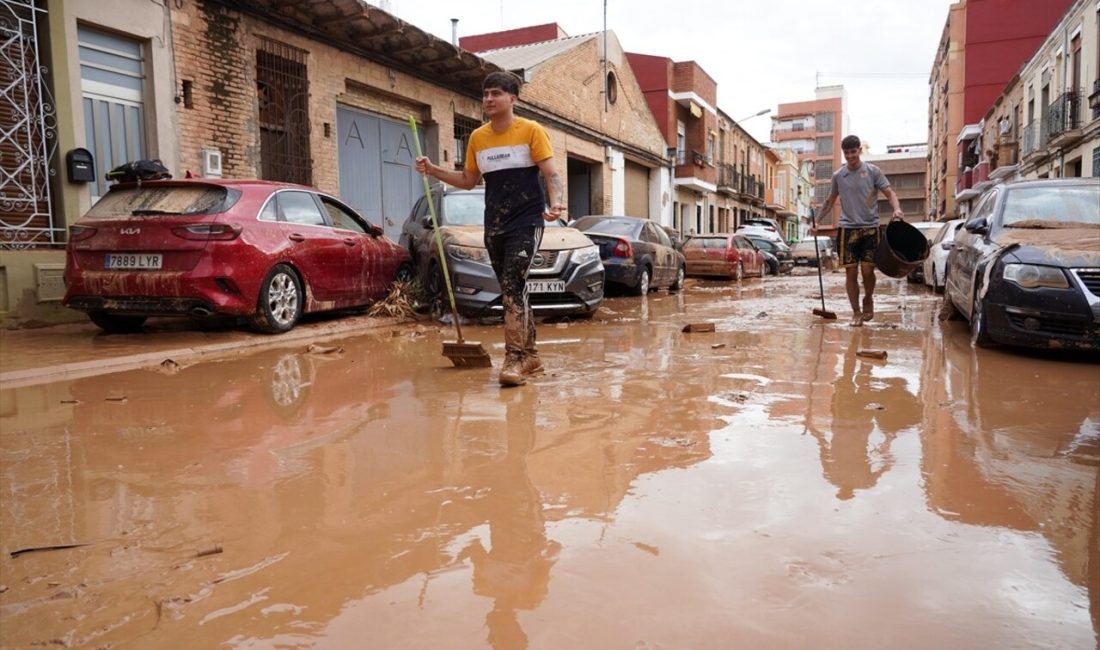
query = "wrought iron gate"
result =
(0, 0, 58, 249)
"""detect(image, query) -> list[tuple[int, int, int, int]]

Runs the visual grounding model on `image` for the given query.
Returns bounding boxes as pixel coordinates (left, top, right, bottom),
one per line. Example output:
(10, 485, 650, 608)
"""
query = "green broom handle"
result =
(409, 117, 465, 341)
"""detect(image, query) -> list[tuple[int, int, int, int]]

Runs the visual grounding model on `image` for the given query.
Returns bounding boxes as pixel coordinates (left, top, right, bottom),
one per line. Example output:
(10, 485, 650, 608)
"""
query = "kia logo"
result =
(120, 227, 141, 235)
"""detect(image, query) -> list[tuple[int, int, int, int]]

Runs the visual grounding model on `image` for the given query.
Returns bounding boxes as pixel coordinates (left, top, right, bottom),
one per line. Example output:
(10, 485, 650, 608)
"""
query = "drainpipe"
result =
(451, 19, 458, 47)
(603, 0, 608, 113)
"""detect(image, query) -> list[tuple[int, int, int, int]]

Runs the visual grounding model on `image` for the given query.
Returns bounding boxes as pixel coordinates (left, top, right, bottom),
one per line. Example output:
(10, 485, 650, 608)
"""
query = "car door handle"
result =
(342, 238, 356, 246)
(288, 233, 305, 242)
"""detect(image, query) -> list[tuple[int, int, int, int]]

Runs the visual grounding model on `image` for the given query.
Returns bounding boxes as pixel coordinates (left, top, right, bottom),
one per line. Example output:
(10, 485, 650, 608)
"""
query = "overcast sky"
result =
(385, 0, 957, 153)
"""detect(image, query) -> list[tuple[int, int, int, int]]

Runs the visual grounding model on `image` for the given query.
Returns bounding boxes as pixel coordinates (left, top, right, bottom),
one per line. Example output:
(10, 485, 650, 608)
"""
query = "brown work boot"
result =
(499, 355, 526, 387)
(520, 354, 544, 376)
(861, 296, 874, 322)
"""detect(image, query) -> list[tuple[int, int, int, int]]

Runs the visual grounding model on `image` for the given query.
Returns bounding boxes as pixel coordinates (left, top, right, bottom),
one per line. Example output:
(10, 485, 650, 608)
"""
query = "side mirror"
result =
(940, 241, 955, 251)
(964, 217, 989, 235)
(421, 216, 434, 228)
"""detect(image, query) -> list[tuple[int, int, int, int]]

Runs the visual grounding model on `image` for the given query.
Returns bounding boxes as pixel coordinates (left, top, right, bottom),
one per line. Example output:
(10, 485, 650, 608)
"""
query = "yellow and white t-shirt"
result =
(465, 117, 553, 233)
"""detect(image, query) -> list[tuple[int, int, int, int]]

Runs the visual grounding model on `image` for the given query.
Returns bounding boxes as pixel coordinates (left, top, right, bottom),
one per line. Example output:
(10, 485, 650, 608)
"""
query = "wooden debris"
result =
(196, 544, 223, 558)
(682, 323, 715, 333)
(306, 344, 343, 355)
(857, 349, 888, 360)
(711, 343, 726, 349)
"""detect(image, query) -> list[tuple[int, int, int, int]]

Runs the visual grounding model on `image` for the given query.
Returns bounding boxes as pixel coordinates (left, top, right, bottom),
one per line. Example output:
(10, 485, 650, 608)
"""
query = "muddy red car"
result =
(63, 179, 411, 333)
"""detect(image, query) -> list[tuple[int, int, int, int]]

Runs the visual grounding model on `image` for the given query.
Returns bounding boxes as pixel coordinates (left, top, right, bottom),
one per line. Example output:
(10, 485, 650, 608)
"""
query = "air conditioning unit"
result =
(202, 147, 223, 178)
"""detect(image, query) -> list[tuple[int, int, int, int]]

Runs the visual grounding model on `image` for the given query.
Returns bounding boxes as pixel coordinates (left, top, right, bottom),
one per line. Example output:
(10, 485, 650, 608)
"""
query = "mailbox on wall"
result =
(66, 148, 95, 183)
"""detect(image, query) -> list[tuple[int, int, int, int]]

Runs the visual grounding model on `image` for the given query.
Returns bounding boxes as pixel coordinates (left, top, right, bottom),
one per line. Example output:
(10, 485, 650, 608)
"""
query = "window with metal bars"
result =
(256, 38, 311, 185)
(453, 114, 481, 169)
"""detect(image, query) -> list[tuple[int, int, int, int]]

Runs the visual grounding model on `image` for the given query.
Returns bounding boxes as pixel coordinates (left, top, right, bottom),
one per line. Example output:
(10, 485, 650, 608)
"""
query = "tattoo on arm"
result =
(547, 173, 564, 205)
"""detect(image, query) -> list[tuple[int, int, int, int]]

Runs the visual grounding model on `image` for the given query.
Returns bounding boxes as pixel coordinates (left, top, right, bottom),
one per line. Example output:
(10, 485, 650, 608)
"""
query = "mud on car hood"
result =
(441, 225, 593, 251)
(995, 227, 1100, 265)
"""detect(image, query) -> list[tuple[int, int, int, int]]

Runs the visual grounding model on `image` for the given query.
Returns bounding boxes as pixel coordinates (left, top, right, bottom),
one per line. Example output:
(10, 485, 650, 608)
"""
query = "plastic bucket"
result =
(874, 221, 929, 278)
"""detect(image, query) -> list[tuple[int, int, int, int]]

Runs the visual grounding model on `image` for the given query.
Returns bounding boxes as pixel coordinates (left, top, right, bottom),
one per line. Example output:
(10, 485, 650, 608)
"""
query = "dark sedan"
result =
(745, 236, 794, 274)
(943, 178, 1100, 350)
(572, 215, 685, 295)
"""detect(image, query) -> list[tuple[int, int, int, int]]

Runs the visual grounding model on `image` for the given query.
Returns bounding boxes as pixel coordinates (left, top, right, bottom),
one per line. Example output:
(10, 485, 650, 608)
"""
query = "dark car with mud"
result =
(571, 215, 686, 295)
(943, 178, 1100, 350)
(744, 235, 794, 274)
(399, 185, 604, 318)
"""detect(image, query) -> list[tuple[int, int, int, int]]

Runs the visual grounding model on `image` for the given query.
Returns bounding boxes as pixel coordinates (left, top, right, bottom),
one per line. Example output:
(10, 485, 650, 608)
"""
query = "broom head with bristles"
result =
(442, 340, 493, 368)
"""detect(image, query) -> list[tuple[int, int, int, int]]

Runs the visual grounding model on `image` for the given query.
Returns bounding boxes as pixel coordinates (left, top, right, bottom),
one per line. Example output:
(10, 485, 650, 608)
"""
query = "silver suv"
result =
(399, 185, 605, 318)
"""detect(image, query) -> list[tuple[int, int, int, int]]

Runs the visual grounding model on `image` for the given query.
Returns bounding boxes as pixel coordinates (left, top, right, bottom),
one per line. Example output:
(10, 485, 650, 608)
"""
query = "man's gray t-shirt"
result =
(830, 162, 890, 228)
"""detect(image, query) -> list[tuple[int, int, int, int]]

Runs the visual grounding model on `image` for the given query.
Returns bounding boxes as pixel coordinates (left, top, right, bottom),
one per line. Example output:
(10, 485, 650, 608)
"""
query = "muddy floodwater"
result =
(1, 272, 1097, 649)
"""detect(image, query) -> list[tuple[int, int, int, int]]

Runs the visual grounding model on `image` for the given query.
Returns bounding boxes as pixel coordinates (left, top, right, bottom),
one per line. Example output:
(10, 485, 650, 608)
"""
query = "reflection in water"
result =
(814, 330, 919, 500)
(462, 389, 559, 650)
(1, 281, 1097, 647)
(922, 324, 1100, 636)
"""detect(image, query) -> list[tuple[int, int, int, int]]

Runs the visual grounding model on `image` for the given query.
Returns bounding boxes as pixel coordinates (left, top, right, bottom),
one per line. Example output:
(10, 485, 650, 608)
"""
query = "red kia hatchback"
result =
(682, 233, 766, 280)
(63, 179, 411, 333)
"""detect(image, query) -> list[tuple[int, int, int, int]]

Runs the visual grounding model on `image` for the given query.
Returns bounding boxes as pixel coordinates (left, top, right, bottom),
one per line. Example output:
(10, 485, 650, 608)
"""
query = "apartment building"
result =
(626, 53, 773, 237)
(770, 85, 848, 231)
(864, 144, 929, 223)
(926, 0, 1074, 219)
(766, 147, 812, 242)
(963, 0, 1100, 215)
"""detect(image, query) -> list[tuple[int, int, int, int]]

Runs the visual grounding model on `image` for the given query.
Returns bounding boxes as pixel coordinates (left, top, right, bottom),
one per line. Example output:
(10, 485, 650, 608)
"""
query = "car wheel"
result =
(970, 294, 993, 347)
(670, 266, 685, 292)
(88, 311, 147, 333)
(931, 265, 942, 294)
(634, 268, 651, 296)
(251, 263, 302, 334)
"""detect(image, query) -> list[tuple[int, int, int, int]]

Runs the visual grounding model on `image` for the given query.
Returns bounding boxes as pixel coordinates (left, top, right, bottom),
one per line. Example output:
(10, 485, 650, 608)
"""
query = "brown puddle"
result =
(1, 273, 1097, 648)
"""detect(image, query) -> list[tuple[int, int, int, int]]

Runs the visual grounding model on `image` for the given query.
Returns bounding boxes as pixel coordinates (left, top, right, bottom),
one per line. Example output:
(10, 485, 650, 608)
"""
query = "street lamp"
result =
(736, 108, 772, 123)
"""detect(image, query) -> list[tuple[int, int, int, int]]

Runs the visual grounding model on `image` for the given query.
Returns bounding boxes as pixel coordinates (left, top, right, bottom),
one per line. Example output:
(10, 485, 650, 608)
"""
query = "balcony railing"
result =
(1047, 90, 1082, 139)
(1021, 121, 1044, 158)
(717, 163, 736, 189)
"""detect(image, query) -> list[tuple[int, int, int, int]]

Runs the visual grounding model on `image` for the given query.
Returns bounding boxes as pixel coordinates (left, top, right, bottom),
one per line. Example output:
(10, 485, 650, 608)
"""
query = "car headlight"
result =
(572, 245, 600, 266)
(446, 244, 490, 264)
(1002, 263, 1069, 289)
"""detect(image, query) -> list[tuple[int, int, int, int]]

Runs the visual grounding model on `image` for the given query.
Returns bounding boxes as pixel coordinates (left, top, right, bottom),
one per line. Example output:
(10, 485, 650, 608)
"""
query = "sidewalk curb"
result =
(0, 315, 409, 390)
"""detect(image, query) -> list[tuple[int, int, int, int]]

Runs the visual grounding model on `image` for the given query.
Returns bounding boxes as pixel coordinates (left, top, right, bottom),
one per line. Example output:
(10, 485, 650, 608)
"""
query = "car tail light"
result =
(611, 238, 632, 258)
(69, 225, 96, 242)
(172, 223, 242, 240)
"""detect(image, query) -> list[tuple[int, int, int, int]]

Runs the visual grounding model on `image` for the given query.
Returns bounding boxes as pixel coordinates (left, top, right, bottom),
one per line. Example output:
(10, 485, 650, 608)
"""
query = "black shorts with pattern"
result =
(838, 226, 881, 267)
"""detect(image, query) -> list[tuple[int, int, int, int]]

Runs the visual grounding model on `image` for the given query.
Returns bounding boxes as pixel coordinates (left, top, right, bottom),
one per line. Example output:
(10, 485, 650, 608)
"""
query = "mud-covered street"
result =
(1, 271, 1097, 649)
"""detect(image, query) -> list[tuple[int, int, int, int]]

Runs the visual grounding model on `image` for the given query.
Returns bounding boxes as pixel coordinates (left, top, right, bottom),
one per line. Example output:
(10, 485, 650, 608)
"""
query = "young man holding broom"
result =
(415, 71, 566, 386)
(817, 135, 904, 327)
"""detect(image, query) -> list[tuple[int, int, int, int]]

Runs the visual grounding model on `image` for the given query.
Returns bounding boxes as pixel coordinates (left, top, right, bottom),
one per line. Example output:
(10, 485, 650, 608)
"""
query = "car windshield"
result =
(442, 193, 486, 226)
(1001, 185, 1100, 228)
(574, 217, 639, 237)
(84, 185, 233, 218)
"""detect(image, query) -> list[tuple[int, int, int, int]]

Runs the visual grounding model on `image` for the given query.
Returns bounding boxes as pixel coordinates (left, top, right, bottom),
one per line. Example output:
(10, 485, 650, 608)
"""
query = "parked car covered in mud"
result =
(63, 179, 411, 334)
(744, 235, 795, 274)
(906, 221, 946, 284)
(399, 185, 604, 318)
(943, 178, 1100, 350)
(923, 218, 965, 292)
(571, 215, 686, 295)
(682, 233, 766, 280)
